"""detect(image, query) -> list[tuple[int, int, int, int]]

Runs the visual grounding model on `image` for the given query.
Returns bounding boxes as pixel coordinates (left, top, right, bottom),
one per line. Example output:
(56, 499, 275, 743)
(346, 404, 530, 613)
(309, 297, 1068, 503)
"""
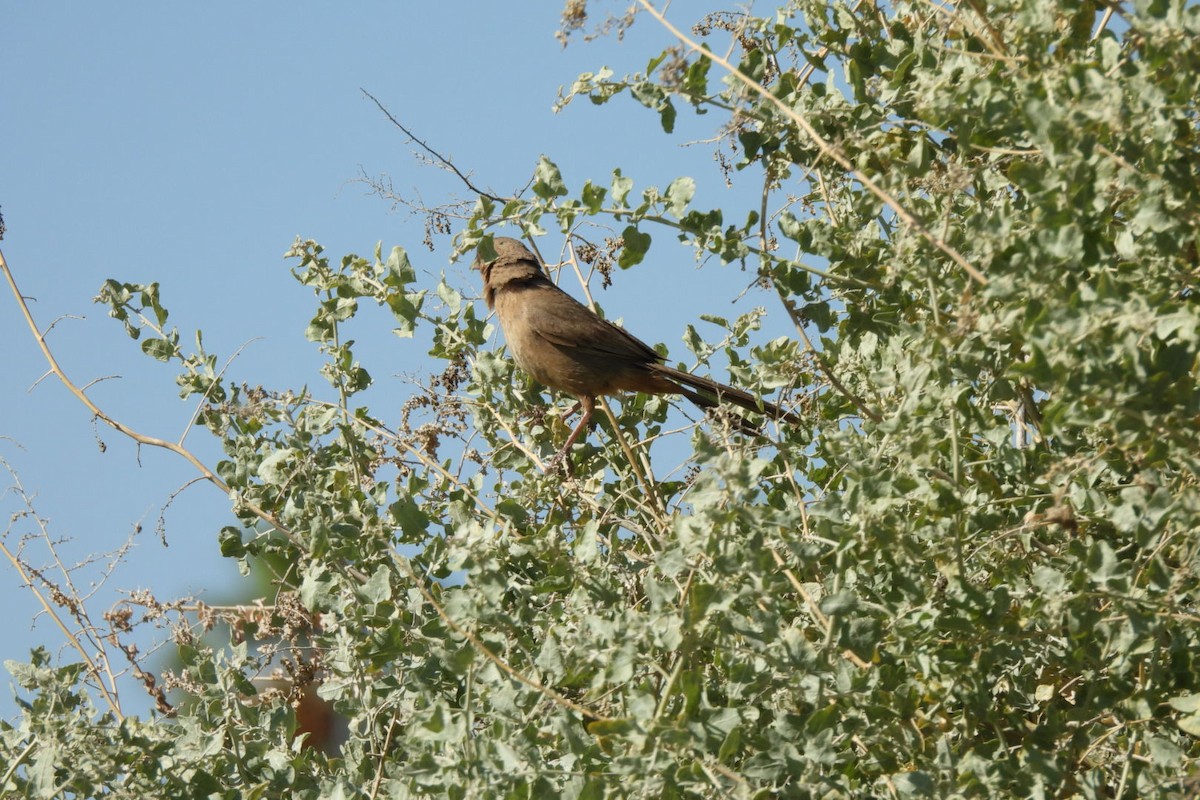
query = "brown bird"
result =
(475, 236, 799, 469)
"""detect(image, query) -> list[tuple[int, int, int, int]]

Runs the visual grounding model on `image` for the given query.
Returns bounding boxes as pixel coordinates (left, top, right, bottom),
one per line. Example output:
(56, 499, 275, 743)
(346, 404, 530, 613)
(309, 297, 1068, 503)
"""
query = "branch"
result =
(777, 292, 883, 424)
(1091, 6, 1116, 40)
(636, 0, 988, 286)
(0, 534, 126, 720)
(0, 247, 305, 551)
(361, 88, 507, 203)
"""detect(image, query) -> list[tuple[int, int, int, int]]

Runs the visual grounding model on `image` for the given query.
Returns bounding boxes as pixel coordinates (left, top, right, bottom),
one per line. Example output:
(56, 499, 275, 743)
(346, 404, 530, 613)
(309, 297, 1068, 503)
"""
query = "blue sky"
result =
(2, 3, 786, 719)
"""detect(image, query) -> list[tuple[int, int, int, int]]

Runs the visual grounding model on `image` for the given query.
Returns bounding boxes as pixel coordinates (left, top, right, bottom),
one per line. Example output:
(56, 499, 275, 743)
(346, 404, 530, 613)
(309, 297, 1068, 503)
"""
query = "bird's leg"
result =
(545, 395, 595, 473)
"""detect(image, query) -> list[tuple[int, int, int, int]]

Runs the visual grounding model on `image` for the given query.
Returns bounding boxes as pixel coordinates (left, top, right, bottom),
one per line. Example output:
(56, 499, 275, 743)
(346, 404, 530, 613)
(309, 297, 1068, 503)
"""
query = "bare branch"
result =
(361, 88, 507, 203)
(0, 247, 305, 551)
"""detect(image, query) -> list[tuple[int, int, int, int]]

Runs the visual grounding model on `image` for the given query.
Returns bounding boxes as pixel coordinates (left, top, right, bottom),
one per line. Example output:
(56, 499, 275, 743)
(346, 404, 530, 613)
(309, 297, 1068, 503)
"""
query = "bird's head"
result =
(474, 236, 546, 308)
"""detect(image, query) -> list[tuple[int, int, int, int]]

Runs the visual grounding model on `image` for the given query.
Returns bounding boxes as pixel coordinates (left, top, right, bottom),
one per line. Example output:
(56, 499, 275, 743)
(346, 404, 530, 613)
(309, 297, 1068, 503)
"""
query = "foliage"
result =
(4, 0, 1200, 797)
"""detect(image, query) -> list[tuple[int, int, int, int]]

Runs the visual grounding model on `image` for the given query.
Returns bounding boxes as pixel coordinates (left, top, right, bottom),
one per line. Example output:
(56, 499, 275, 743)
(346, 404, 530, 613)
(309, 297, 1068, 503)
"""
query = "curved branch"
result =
(636, 0, 988, 286)
(0, 247, 304, 550)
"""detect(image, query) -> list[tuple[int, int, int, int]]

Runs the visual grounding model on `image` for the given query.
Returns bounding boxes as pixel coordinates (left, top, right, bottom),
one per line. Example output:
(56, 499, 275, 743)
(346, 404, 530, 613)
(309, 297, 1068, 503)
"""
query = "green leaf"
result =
(532, 155, 567, 198)
(1168, 693, 1200, 713)
(218, 527, 245, 558)
(665, 177, 696, 218)
(1179, 712, 1200, 738)
(618, 227, 651, 268)
(630, 81, 676, 133)
(778, 211, 803, 242)
(819, 590, 857, 616)
(360, 566, 393, 605)
(299, 566, 334, 609)
(683, 54, 712, 98)
(581, 180, 607, 213)
(892, 771, 936, 797)
(385, 245, 415, 283)
(257, 449, 295, 485)
(611, 169, 634, 207)
(140, 338, 176, 361)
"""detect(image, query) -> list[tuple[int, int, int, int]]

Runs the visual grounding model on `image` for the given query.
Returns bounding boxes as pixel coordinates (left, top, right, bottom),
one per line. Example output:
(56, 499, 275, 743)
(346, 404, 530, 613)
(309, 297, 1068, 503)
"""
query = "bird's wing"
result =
(527, 285, 663, 365)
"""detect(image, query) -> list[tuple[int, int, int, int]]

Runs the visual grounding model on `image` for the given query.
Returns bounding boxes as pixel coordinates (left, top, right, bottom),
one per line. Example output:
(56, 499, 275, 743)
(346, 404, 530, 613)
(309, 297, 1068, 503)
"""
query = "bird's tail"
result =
(651, 364, 802, 426)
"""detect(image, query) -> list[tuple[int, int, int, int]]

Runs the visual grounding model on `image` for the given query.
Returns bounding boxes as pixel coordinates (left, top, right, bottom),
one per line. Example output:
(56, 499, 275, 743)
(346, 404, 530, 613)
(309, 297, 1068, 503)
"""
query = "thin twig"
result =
(769, 547, 871, 670)
(481, 401, 548, 470)
(304, 397, 501, 523)
(816, 169, 840, 227)
(0, 248, 305, 551)
(0, 739, 37, 789)
(958, 0, 1012, 60)
(0, 460, 127, 714)
(369, 707, 400, 799)
(0, 539, 125, 719)
(777, 292, 882, 423)
(179, 337, 263, 446)
(361, 89, 506, 203)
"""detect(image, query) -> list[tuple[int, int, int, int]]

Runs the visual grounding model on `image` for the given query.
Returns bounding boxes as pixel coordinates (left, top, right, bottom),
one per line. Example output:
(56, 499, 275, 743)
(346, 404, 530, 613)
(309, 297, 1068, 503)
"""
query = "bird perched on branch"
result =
(475, 236, 799, 470)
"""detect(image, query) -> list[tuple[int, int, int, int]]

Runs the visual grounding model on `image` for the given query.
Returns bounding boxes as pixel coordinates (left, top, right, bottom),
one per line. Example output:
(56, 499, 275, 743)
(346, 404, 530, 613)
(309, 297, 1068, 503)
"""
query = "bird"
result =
(475, 236, 799, 470)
